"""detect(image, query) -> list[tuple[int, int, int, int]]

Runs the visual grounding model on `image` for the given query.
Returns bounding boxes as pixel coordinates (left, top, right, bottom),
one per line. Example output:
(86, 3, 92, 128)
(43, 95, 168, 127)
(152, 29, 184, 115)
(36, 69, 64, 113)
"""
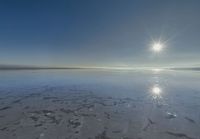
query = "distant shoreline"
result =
(0, 66, 200, 71)
(0, 67, 87, 70)
(170, 67, 200, 71)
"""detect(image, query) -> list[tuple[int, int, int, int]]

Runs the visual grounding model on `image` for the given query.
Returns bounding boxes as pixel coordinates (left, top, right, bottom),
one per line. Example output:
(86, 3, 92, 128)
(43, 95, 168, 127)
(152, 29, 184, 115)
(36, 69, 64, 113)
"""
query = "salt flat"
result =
(0, 69, 200, 139)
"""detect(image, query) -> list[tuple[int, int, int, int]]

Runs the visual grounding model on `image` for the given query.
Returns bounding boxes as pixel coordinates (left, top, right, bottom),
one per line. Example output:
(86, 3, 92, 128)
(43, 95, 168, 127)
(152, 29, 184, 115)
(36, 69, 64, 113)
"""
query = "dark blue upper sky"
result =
(0, 0, 200, 67)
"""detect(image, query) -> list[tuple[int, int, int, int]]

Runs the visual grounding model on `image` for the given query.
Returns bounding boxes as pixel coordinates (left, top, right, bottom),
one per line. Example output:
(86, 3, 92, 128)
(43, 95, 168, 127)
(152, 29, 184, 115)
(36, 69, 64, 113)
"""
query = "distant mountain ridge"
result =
(0, 64, 84, 70)
(171, 67, 200, 71)
(0, 64, 200, 71)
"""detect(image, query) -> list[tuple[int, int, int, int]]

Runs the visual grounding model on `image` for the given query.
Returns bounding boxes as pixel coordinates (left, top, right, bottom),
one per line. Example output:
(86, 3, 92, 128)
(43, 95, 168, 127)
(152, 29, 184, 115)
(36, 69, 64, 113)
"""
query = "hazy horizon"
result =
(0, 64, 200, 71)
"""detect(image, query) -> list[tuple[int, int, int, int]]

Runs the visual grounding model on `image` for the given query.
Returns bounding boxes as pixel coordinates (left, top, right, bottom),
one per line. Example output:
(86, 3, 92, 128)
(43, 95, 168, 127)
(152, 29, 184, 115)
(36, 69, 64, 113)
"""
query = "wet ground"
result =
(0, 69, 200, 139)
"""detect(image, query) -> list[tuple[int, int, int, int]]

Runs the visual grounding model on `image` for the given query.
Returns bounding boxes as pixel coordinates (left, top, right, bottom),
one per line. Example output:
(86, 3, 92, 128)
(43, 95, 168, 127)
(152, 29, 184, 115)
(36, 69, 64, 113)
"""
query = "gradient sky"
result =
(0, 0, 200, 68)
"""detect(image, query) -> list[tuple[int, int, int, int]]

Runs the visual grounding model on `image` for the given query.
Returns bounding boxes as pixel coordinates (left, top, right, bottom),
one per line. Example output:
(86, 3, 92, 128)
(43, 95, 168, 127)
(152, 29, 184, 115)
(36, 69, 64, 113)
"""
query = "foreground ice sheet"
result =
(0, 69, 200, 139)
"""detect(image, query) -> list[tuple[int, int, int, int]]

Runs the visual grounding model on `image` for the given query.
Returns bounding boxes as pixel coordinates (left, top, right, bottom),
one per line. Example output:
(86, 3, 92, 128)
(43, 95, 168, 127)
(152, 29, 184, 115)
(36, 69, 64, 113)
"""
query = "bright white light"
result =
(152, 86, 161, 95)
(152, 42, 163, 52)
(152, 68, 163, 72)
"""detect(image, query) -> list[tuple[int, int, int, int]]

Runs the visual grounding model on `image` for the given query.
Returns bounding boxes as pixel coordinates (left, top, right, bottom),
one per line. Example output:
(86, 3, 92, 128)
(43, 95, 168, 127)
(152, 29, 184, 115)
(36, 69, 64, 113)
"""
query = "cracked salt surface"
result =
(0, 70, 200, 139)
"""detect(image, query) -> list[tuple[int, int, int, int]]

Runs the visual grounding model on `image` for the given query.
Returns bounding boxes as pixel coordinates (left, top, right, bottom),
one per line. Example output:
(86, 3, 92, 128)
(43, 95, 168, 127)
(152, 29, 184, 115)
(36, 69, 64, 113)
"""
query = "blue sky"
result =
(0, 0, 200, 67)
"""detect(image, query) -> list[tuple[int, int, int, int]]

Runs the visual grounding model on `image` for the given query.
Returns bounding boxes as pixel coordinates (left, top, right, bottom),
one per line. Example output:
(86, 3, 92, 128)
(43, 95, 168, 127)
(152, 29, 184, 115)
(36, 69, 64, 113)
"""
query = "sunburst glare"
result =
(151, 42, 164, 52)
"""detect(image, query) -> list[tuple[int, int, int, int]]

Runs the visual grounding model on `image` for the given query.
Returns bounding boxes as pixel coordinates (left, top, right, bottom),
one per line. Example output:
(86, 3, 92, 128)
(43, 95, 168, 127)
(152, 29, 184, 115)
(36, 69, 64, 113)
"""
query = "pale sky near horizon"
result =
(0, 0, 200, 68)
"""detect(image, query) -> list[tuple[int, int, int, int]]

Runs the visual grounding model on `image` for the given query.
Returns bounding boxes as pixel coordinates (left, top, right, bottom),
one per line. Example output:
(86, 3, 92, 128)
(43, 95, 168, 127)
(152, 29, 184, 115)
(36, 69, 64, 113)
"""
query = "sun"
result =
(152, 42, 163, 52)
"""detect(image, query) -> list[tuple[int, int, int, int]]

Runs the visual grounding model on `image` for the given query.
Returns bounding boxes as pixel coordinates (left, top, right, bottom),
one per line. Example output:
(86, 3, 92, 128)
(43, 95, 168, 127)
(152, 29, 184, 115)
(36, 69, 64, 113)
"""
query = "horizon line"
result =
(0, 64, 200, 71)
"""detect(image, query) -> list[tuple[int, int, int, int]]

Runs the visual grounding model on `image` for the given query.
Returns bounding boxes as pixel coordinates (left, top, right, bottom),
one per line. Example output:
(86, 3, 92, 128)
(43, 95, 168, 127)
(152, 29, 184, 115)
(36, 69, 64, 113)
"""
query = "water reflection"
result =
(152, 68, 163, 74)
(150, 84, 162, 100)
(149, 69, 166, 107)
(152, 85, 161, 95)
(150, 70, 178, 118)
(166, 112, 177, 119)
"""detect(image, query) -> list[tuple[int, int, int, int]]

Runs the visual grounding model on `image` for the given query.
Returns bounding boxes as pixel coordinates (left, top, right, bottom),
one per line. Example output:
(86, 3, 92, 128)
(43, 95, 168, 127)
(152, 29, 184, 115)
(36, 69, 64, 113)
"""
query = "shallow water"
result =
(0, 69, 200, 139)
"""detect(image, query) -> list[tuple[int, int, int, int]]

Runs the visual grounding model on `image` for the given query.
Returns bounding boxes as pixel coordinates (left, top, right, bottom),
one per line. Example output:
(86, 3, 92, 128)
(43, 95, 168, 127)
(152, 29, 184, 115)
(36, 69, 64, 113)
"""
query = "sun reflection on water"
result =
(150, 84, 162, 100)
(152, 86, 161, 95)
(152, 68, 163, 74)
